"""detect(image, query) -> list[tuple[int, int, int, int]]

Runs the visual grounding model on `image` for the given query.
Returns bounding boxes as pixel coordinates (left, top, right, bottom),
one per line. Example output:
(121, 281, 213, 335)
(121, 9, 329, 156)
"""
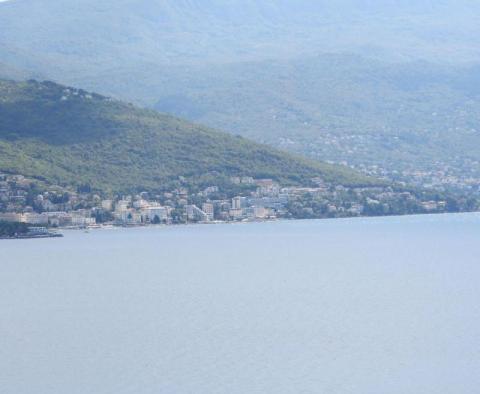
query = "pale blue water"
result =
(1, 213, 480, 394)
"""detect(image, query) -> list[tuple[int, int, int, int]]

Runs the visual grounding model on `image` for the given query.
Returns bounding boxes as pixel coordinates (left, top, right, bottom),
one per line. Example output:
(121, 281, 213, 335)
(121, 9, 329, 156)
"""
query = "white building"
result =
(115, 200, 130, 212)
(0, 212, 25, 223)
(141, 206, 169, 223)
(133, 199, 150, 209)
(71, 215, 96, 227)
(245, 206, 267, 219)
(421, 201, 438, 211)
(232, 196, 247, 210)
(101, 200, 113, 211)
(229, 208, 244, 220)
(202, 203, 214, 221)
(241, 176, 255, 185)
(253, 206, 267, 219)
(186, 205, 208, 222)
(117, 209, 141, 225)
(23, 212, 49, 225)
(255, 179, 280, 196)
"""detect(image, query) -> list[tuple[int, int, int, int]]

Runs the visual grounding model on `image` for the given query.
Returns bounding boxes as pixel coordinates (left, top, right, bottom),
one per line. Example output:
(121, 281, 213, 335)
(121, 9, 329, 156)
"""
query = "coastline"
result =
(64, 210, 480, 231)
(0, 233, 63, 241)
(0, 233, 63, 240)
(3, 210, 479, 240)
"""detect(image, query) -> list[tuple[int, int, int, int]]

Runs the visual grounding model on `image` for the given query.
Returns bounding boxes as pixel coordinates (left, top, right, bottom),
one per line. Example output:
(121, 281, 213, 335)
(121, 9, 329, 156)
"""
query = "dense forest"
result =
(0, 79, 375, 194)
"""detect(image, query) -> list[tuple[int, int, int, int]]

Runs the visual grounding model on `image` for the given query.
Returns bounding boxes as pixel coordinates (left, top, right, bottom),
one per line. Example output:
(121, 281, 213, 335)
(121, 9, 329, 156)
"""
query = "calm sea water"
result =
(1, 214, 480, 394)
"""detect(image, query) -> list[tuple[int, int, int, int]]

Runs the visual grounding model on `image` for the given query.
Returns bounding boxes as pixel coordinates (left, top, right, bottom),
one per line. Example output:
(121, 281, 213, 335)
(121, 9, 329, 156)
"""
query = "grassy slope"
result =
(0, 79, 375, 193)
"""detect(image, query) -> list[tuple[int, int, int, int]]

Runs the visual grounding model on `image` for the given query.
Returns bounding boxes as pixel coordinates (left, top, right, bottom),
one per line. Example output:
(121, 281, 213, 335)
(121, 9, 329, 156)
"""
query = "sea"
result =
(1, 213, 479, 394)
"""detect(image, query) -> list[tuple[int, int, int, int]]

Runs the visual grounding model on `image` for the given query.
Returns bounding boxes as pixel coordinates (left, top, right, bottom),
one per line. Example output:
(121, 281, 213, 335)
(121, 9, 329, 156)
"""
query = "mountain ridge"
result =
(1, 0, 479, 77)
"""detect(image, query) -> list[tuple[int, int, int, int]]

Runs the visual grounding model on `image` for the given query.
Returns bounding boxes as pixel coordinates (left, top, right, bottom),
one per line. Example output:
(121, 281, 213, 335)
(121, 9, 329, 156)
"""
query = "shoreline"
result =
(2, 211, 478, 239)
(65, 210, 480, 231)
(0, 233, 63, 240)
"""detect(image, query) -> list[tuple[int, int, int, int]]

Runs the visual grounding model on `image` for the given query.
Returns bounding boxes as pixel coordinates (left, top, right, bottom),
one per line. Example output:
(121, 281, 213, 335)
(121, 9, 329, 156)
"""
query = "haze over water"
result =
(1, 213, 480, 394)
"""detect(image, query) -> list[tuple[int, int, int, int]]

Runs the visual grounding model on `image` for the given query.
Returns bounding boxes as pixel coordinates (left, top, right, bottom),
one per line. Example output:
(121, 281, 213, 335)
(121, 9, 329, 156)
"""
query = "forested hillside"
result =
(150, 55, 480, 176)
(0, 79, 373, 193)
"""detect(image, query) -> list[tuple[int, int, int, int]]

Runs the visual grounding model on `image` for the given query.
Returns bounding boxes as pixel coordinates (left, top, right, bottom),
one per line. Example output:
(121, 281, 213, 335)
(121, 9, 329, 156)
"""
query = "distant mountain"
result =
(0, 79, 373, 193)
(69, 53, 480, 181)
(0, 61, 33, 81)
(0, 0, 479, 81)
(148, 55, 480, 177)
(1, 0, 479, 188)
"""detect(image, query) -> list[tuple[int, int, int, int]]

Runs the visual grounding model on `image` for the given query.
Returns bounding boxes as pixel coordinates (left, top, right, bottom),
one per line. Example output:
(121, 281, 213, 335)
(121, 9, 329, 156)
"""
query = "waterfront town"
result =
(0, 172, 477, 230)
(283, 133, 480, 197)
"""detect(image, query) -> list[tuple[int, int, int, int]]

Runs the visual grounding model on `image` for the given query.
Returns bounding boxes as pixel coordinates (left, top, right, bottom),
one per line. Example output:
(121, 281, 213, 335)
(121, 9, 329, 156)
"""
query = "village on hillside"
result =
(1, 172, 475, 230)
